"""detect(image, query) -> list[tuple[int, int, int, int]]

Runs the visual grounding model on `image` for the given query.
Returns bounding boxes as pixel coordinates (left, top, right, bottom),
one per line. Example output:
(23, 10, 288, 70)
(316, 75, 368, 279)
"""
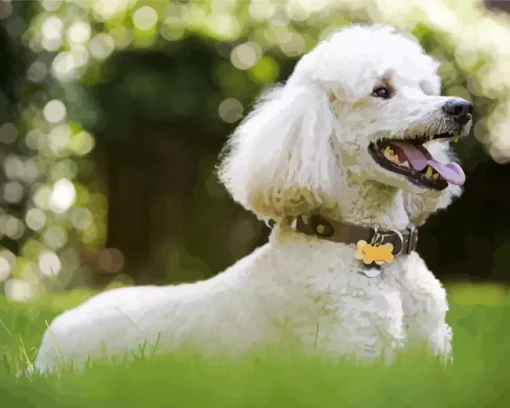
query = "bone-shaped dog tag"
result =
(355, 240, 394, 265)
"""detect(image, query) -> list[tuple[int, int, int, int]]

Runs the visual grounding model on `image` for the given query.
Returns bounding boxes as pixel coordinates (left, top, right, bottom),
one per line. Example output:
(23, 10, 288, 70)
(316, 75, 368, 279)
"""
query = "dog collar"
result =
(269, 215, 418, 267)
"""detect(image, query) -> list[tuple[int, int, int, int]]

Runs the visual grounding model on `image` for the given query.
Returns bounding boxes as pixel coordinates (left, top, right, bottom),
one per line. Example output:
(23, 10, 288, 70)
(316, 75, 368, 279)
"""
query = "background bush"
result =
(1, 0, 510, 300)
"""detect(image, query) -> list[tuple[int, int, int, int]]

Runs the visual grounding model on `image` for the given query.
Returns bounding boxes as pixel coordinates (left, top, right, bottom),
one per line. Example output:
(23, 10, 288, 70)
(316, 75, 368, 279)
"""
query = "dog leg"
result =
(306, 287, 406, 362)
(399, 253, 453, 362)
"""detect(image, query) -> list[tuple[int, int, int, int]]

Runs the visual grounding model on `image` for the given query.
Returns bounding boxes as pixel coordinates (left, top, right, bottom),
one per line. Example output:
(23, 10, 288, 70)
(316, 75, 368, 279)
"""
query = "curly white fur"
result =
(33, 25, 470, 373)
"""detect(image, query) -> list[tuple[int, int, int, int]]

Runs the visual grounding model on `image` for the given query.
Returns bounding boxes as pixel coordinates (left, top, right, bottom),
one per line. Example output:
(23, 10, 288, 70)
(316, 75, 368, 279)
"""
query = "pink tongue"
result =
(391, 142, 466, 186)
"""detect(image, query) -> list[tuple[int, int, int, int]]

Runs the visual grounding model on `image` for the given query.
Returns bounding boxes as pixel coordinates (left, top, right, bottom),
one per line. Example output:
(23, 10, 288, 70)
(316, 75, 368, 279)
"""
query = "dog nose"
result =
(442, 98, 473, 125)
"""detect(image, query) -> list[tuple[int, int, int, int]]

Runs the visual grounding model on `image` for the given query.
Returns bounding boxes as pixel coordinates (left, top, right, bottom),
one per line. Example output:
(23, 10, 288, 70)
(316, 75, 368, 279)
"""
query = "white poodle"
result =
(33, 25, 472, 373)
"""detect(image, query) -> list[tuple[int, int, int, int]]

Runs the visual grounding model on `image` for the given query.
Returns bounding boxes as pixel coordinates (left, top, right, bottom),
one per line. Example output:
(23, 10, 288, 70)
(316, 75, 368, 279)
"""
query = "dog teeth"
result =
(423, 166, 441, 181)
(382, 146, 395, 157)
(382, 146, 402, 164)
(381, 146, 413, 168)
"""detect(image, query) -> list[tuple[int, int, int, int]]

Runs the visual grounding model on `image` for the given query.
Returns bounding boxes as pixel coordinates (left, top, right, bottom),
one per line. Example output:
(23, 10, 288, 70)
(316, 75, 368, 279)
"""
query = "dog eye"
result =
(371, 87, 390, 99)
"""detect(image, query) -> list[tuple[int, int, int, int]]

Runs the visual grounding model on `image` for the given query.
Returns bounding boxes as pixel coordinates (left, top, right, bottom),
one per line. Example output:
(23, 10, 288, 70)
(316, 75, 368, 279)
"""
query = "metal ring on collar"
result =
(370, 227, 385, 246)
(387, 228, 404, 256)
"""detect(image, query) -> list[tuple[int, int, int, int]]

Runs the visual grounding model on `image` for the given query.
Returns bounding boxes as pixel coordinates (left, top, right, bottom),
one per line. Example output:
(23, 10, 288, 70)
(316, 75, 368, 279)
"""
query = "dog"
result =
(33, 24, 472, 373)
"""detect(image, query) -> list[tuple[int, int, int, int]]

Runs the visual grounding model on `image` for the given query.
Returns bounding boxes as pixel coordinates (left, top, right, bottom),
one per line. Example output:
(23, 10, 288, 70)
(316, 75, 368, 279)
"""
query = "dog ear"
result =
(403, 142, 463, 226)
(218, 84, 339, 222)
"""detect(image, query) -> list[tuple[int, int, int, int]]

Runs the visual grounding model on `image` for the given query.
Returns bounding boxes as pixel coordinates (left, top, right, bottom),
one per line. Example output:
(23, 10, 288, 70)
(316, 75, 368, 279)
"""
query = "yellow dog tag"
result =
(355, 240, 394, 265)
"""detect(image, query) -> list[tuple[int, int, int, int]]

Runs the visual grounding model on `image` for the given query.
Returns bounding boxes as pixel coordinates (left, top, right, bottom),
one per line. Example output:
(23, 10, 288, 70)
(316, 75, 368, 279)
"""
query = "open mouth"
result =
(368, 133, 466, 191)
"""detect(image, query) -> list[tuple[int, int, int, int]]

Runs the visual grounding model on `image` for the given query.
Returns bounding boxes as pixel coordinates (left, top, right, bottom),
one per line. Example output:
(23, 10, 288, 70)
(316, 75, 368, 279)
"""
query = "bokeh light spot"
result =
(0, 1, 13, 20)
(0, 250, 16, 282)
(48, 124, 71, 154)
(41, 15, 63, 51)
(160, 16, 185, 41)
(0, 123, 18, 144)
(43, 225, 69, 249)
(26, 208, 46, 231)
(110, 26, 132, 49)
(3, 155, 24, 179)
(285, 2, 309, 21)
(4, 279, 34, 302)
(279, 32, 306, 57)
(98, 248, 124, 273)
(133, 6, 158, 31)
(42, 0, 62, 12)
(70, 207, 93, 230)
(206, 14, 241, 40)
(38, 250, 61, 276)
(230, 42, 262, 70)
(23, 159, 39, 182)
(70, 45, 90, 68)
(33, 185, 52, 210)
(49, 179, 76, 214)
(50, 160, 78, 181)
(3, 181, 24, 204)
(0, 257, 10, 281)
(89, 33, 115, 60)
(69, 131, 95, 156)
(43, 99, 67, 124)
(92, 0, 129, 20)
(218, 98, 243, 123)
(67, 21, 91, 44)
(250, 56, 280, 84)
(52, 51, 77, 81)
(248, 0, 276, 21)
(2, 216, 25, 240)
(27, 61, 48, 83)
(25, 129, 45, 150)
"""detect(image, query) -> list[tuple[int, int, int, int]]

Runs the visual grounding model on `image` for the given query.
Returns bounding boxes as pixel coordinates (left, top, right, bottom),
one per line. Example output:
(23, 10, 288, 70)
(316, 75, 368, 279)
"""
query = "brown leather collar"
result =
(271, 215, 419, 256)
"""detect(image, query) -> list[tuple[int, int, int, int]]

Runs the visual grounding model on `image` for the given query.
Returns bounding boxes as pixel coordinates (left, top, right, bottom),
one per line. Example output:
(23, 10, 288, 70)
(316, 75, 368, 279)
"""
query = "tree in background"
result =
(1, 0, 510, 301)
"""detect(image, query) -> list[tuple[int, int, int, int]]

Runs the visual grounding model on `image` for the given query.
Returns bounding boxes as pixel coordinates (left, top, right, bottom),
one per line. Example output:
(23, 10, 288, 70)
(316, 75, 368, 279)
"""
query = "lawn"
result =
(0, 283, 509, 408)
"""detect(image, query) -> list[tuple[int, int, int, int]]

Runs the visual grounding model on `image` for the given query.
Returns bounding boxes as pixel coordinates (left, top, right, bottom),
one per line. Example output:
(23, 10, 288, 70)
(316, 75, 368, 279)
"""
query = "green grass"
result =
(1, 283, 509, 407)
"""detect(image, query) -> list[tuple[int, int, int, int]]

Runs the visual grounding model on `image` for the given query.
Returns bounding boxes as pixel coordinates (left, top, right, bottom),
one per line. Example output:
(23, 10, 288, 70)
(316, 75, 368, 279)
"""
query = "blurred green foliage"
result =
(1, 0, 510, 299)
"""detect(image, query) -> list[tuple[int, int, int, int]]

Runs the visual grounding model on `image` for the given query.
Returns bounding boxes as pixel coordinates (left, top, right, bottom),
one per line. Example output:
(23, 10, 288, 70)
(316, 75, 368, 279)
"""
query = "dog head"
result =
(218, 25, 472, 222)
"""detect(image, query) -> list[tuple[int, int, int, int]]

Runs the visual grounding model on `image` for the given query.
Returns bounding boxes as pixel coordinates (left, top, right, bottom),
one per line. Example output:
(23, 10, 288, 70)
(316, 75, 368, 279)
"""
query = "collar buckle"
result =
(406, 224, 419, 254)
(370, 225, 417, 256)
(386, 228, 405, 256)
